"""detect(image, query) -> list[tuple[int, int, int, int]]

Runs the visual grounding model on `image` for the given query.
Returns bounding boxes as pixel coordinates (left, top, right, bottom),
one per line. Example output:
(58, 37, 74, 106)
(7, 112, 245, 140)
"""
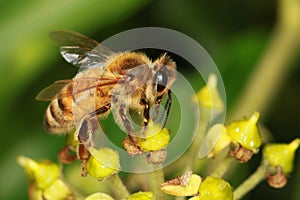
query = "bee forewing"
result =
(198, 123, 223, 159)
(36, 78, 121, 101)
(50, 30, 114, 68)
(35, 80, 72, 101)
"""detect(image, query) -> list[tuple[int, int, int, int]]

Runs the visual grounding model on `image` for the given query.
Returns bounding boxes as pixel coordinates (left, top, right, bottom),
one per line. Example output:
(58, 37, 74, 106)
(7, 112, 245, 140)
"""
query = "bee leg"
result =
(92, 103, 111, 116)
(152, 103, 160, 121)
(163, 89, 172, 127)
(119, 104, 142, 156)
(140, 98, 150, 127)
(77, 104, 111, 176)
(77, 118, 91, 176)
(159, 89, 172, 128)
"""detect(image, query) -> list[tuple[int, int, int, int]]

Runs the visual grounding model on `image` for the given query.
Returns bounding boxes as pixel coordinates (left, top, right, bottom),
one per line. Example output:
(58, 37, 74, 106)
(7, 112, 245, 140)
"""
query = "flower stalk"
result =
(107, 174, 130, 199)
(150, 167, 166, 200)
(233, 159, 268, 200)
(210, 156, 234, 178)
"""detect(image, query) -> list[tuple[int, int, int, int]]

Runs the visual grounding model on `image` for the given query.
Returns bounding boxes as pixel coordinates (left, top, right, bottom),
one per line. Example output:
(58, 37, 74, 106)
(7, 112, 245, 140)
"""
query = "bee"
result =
(36, 30, 176, 173)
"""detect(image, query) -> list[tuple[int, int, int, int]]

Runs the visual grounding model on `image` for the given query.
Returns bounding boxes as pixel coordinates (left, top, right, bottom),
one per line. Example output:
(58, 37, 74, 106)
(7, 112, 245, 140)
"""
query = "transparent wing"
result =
(35, 78, 120, 101)
(198, 123, 223, 159)
(50, 30, 115, 68)
(35, 80, 71, 101)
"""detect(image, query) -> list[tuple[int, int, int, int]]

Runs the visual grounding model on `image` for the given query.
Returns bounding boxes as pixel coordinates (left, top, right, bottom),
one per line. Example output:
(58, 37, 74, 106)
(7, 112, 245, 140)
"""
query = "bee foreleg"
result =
(159, 89, 172, 128)
(152, 103, 160, 121)
(140, 99, 150, 127)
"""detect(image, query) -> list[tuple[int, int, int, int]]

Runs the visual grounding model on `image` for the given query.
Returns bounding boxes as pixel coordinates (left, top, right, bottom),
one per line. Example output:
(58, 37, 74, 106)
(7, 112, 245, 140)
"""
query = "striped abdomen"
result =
(44, 96, 74, 134)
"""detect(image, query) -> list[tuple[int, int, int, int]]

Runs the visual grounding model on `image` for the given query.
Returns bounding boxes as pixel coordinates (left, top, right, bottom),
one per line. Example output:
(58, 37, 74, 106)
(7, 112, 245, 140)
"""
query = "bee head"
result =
(151, 54, 176, 104)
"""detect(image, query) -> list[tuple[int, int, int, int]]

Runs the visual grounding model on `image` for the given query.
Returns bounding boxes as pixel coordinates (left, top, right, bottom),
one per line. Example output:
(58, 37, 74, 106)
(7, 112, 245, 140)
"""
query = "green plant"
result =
(18, 75, 300, 199)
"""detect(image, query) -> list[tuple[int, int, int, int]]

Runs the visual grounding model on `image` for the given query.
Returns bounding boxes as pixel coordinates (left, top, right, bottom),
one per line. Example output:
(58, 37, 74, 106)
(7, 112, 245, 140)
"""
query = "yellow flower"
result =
(137, 120, 170, 152)
(161, 171, 202, 196)
(126, 191, 155, 200)
(200, 124, 231, 158)
(198, 176, 233, 200)
(227, 111, 261, 152)
(17, 156, 60, 189)
(86, 147, 120, 180)
(17, 156, 73, 200)
(263, 138, 300, 173)
(191, 74, 224, 112)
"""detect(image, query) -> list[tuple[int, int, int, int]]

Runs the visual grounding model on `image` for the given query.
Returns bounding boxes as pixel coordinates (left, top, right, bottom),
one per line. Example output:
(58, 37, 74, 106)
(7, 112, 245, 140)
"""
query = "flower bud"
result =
(200, 124, 231, 158)
(198, 176, 233, 200)
(227, 111, 261, 153)
(191, 74, 224, 113)
(263, 138, 299, 174)
(137, 120, 170, 152)
(17, 156, 73, 199)
(86, 147, 120, 180)
(17, 156, 60, 189)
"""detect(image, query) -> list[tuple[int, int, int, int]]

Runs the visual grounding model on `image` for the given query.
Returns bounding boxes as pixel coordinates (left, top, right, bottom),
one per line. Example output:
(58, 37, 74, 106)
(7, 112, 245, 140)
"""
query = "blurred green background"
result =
(0, 0, 299, 199)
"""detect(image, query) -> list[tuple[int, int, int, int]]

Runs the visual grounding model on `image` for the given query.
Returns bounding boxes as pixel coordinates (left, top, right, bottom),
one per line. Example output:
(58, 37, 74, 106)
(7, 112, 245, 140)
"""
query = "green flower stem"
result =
(234, 160, 268, 200)
(107, 174, 130, 199)
(150, 167, 166, 200)
(210, 156, 234, 178)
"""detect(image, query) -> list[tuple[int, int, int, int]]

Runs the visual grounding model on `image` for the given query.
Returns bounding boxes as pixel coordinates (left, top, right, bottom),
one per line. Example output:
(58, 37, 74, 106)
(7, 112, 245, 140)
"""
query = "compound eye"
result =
(155, 70, 168, 93)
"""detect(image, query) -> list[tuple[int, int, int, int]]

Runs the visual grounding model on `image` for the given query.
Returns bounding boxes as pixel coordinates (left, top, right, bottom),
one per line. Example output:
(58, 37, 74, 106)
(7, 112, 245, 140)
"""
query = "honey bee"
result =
(36, 30, 176, 172)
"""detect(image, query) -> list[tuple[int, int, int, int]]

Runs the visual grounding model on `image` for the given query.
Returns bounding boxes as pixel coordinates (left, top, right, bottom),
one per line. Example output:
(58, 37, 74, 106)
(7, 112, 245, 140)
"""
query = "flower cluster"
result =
(17, 156, 73, 200)
(18, 72, 300, 200)
(203, 111, 261, 163)
(161, 171, 234, 200)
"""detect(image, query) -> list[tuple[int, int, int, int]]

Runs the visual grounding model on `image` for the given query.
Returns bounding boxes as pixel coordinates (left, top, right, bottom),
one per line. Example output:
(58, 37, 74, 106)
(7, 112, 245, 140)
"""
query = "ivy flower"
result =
(86, 147, 120, 181)
(201, 112, 261, 161)
(191, 74, 224, 115)
(17, 156, 73, 200)
(197, 176, 233, 200)
(263, 138, 300, 188)
(227, 111, 261, 162)
(137, 120, 170, 152)
(137, 120, 170, 164)
(200, 124, 231, 158)
(161, 171, 202, 196)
